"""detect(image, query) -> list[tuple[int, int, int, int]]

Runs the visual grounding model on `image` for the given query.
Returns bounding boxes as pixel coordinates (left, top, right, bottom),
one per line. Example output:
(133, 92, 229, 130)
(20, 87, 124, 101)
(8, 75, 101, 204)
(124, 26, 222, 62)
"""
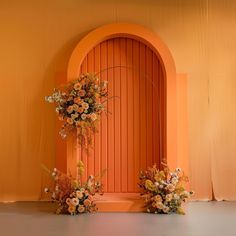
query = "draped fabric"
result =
(0, 0, 236, 201)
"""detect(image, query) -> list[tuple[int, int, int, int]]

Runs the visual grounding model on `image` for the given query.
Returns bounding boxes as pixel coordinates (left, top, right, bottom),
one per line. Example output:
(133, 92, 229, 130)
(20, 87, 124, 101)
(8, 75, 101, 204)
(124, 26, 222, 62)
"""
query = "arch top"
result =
(67, 23, 176, 81)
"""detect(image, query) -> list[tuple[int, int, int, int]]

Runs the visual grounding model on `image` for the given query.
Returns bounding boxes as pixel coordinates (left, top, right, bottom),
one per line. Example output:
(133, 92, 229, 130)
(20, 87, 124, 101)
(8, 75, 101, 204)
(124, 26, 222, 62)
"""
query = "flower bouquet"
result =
(139, 164, 193, 214)
(43, 161, 104, 215)
(45, 73, 108, 147)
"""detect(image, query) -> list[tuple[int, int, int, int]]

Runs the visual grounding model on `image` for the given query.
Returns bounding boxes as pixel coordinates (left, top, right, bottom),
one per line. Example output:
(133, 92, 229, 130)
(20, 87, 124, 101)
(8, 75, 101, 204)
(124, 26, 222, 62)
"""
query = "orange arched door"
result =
(79, 37, 165, 193)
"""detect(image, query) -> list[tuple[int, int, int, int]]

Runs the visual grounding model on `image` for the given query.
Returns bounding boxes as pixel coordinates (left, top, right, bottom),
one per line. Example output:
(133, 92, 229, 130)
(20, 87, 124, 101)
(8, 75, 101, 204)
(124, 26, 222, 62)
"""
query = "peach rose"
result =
(67, 106, 73, 114)
(77, 107, 84, 114)
(71, 198, 79, 206)
(74, 97, 82, 104)
(78, 205, 85, 213)
(68, 205, 76, 214)
(74, 83, 81, 90)
(78, 90, 86, 97)
(84, 199, 91, 206)
(76, 191, 83, 199)
(67, 118, 73, 125)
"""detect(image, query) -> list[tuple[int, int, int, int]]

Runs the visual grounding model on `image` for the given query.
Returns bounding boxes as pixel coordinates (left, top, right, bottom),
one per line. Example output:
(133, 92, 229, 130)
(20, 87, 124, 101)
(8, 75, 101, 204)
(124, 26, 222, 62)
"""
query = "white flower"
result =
(159, 185, 163, 189)
(154, 182, 159, 186)
(52, 192, 56, 199)
(53, 168, 57, 172)
(44, 188, 49, 193)
(173, 194, 180, 200)
(171, 177, 178, 185)
(52, 172, 56, 177)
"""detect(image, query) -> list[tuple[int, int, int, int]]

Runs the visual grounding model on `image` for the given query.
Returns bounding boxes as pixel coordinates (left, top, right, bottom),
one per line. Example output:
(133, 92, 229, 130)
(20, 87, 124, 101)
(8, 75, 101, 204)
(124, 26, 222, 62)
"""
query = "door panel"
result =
(79, 37, 165, 193)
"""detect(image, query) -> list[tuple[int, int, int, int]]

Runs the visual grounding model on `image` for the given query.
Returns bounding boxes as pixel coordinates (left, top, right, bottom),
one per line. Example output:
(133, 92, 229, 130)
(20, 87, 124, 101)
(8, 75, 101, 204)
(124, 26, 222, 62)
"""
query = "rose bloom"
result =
(79, 90, 86, 97)
(81, 114, 87, 120)
(163, 206, 170, 213)
(82, 102, 89, 110)
(71, 198, 79, 206)
(66, 198, 71, 206)
(76, 191, 83, 199)
(167, 184, 175, 192)
(155, 202, 164, 210)
(68, 206, 76, 214)
(74, 83, 82, 90)
(78, 205, 85, 213)
(67, 118, 73, 125)
(77, 107, 84, 114)
(74, 97, 82, 104)
(67, 106, 73, 114)
(90, 113, 97, 121)
(165, 194, 172, 202)
(154, 195, 162, 202)
(73, 104, 79, 111)
(84, 199, 91, 206)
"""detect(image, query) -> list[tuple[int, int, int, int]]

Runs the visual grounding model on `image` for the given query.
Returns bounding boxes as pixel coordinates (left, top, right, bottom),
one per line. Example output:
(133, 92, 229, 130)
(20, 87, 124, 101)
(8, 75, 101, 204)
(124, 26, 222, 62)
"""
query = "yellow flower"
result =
(145, 180, 156, 191)
(82, 102, 89, 110)
(177, 207, 185, 215)
(73, 104, 79, 111)
(165, 194, 172, 202)
(154, 195, 162, 202)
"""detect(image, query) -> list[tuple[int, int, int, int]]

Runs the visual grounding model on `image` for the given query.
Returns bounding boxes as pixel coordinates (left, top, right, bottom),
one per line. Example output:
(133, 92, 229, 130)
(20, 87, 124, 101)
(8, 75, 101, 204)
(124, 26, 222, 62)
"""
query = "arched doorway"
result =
(57, 23, 179, 211)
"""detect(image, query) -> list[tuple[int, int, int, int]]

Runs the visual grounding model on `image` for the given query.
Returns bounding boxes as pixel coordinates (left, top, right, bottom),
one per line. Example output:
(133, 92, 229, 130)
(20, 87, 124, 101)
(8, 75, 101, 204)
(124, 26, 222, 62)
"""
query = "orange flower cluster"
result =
(44, 161, 104, 215)
(45, 73, 108, 147)
(139, 165, 194, 214)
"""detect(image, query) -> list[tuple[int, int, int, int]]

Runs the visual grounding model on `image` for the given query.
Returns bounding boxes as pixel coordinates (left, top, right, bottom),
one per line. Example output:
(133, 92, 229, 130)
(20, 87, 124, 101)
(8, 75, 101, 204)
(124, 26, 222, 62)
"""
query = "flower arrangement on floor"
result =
(45, 73, 108, 147)
(43, 161, 104, 215)
(139, 164, 194, 215)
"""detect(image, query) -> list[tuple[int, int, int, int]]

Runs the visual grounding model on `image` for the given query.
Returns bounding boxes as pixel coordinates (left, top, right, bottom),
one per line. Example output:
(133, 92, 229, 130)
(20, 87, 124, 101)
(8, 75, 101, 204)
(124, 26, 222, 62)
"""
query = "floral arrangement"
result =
(45, 73, 108, 147)
(43, 161, 104, 215)
(139, 164, 194, 215)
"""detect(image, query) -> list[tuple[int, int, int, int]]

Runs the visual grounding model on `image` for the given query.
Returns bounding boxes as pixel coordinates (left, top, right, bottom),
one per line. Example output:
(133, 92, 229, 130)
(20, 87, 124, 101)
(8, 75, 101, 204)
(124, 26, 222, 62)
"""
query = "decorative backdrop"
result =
(0, 0, 236, 201)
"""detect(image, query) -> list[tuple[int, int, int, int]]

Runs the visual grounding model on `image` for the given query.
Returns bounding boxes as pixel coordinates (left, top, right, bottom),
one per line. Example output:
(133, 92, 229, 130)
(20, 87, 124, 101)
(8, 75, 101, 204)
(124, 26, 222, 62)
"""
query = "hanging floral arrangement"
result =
(43, 161, 104, 215)
(45, 73, 108, 147)
(139, 164, 194, 215)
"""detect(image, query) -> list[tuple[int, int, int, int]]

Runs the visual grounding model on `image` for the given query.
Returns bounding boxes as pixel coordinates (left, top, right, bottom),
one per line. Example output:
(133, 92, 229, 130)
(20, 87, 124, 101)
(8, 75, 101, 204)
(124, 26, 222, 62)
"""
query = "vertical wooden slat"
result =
(94, 45, 101, 177)
(107, 39, 115, 192)
(126, 39, 134, 192)
(100, 41, 108, 192)
(139, 44, 147, 172)
(146, 47, 153, 168)
(120, 38, 128, 192)
(152, 53, 160, 167)
(114, 38, 121, 192)
(133, 41, 140, 192)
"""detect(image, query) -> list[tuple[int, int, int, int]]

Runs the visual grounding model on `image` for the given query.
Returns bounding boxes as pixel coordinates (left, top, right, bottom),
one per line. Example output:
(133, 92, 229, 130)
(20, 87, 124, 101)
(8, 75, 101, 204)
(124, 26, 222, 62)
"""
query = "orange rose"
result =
(84, 199, 91, 206)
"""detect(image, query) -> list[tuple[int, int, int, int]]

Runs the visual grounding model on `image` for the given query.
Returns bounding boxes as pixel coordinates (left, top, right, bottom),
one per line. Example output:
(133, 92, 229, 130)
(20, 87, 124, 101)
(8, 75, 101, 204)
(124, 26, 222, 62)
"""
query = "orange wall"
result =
(0, 0, 236, 201)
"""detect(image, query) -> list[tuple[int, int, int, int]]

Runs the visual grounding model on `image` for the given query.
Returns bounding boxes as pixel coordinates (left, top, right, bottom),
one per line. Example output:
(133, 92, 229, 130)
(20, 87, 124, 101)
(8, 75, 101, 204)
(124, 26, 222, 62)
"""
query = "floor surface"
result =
(0, 202, 235, 236)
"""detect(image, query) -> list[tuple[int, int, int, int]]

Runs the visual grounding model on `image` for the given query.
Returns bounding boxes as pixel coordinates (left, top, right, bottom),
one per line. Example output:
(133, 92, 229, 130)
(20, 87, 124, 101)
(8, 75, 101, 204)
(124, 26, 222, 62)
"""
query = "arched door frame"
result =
(64, 23, 177, 176)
